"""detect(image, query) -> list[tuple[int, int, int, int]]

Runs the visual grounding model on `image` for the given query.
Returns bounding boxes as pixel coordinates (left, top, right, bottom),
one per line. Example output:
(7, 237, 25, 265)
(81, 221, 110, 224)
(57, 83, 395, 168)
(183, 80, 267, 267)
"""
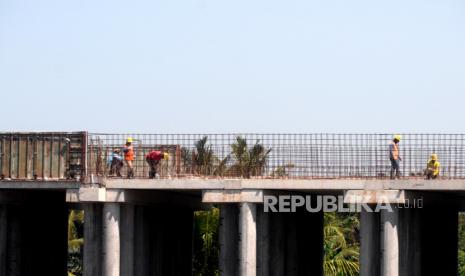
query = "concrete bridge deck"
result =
(1, 131, 465, 276)
(1, 178, 463, 191)
(102, 178, 465, 191)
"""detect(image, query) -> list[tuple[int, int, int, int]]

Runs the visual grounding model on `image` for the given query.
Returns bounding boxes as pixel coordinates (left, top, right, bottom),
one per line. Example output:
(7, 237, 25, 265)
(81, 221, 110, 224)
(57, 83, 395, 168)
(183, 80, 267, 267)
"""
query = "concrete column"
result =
(360, 209, 380, 276)
(219, 204, 239, 276)
(239, 202, 257, 276)
(0, 205, 7, 276)
(83, 204, 102, 276)
(102, 203, 121, 276)
(381, 208, 399, 276)
(120, 204, 134, 276)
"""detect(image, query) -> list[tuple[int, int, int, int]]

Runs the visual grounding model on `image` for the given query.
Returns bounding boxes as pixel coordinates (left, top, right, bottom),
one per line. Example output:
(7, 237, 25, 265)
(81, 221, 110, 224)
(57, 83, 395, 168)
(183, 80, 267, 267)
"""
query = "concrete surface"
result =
(103, 178, 465, 191)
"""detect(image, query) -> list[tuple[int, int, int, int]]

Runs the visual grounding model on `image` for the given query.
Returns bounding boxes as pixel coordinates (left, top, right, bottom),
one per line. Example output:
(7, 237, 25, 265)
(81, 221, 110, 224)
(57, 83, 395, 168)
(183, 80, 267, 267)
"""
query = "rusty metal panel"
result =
(59, 140, 67, 179)
(43, 139, 52, 179)
(0, 138, 2, 178)
(35, 139, 44, 179)
(17, 138, 27, 179)
(10, 138, 18, 178)
(0, 132, 87, 181)
(26, 138, 34, 179)
(51, 138, 60, 178)
(3, 139, 10, 178)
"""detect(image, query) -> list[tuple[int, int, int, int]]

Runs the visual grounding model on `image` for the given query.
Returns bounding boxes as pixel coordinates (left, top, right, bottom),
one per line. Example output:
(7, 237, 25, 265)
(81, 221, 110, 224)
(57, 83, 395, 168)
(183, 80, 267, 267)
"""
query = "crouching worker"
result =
(425, 154, 440, 179)
(109, 149, 123, 177)
(145, 150, 169, 179)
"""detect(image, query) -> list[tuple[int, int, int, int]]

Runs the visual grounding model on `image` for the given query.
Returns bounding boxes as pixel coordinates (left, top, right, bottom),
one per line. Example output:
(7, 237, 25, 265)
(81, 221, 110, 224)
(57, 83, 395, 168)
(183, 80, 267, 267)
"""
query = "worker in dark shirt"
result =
(145, 150, 169, 178)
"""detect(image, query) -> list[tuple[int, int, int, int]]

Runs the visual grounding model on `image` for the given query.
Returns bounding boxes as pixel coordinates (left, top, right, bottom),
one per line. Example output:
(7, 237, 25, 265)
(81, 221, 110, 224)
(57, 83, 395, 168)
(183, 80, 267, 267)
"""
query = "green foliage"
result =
(68, 210, 84, 276)
(272, 164, 295, 177)
(194, 137, 217, 175)
(324, 212, 360, 276)
(183, 136, 271, 178)
(458, 213, 465, 275)
(193, 207, 220, 276)
(229, 136, 271, 178)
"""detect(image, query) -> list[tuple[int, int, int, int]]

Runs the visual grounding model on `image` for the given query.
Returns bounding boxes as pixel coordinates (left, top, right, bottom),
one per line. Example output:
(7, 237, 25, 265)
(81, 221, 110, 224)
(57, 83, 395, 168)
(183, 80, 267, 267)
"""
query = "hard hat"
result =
(393, 135, 402, 141)
(431, 154, 438, 161)
(163, 152, 169, 160)
(126, 137, 133, 143)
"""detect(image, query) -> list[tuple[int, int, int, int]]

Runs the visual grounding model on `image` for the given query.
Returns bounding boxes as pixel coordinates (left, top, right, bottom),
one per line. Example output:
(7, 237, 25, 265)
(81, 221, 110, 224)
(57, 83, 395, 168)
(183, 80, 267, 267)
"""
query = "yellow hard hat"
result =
(126, 137, 133, 143)
(393, 135, 402, 141)
(163, 152, 169, 160)
(431, 154, 438, 161)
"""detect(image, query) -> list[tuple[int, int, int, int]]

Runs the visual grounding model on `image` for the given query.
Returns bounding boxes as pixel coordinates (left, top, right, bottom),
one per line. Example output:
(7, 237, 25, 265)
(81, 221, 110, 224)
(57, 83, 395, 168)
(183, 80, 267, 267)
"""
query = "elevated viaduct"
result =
(0, 132, 464, 276)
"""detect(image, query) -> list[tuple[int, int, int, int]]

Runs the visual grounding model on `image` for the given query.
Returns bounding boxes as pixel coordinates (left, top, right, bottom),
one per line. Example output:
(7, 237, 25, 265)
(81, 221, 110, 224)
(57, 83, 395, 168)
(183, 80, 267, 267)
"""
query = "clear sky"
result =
(1, 0, 464, 133)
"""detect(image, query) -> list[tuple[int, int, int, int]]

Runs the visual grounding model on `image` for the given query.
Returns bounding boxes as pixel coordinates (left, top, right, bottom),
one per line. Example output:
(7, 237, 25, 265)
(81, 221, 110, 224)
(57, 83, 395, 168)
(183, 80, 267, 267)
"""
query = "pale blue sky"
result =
(1, 0, 464, 133)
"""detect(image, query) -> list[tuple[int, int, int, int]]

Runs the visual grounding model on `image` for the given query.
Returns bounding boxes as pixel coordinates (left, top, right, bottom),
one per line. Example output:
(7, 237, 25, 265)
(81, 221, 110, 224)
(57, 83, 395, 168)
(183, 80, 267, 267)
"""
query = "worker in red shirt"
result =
(145, 150, 169, 178)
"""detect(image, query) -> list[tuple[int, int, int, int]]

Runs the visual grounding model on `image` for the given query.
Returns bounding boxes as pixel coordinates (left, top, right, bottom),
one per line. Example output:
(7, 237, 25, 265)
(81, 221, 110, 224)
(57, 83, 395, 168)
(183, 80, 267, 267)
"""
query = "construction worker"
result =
(389, 135, 402, 179)
(425, 154, 441, 179)
(146, 150, 169, 179)
(108, 148, 123, 177)
(123, 137, 135, 178)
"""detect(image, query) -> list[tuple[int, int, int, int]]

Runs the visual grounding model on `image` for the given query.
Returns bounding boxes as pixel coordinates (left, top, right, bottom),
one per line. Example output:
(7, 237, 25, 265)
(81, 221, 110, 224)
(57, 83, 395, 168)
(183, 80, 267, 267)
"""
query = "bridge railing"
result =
(0, 132, 87, 180)
(87, 133, 465, 179)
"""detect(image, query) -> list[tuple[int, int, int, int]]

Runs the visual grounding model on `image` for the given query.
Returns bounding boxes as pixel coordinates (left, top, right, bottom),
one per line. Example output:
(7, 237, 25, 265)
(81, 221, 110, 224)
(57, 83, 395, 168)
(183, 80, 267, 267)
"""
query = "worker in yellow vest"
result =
(389, 135, 402, 179)
(425, 154, 440, 179)
(123, 137, 135, 179)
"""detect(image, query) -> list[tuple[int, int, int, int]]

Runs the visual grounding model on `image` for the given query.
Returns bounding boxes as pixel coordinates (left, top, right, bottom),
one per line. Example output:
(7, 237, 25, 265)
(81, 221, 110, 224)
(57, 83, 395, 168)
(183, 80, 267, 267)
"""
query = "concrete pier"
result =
(102, 203, 121, 276)
(381, 208, 399, 276)
(239, 202, 257, 276)
(0, 178, 464, 275)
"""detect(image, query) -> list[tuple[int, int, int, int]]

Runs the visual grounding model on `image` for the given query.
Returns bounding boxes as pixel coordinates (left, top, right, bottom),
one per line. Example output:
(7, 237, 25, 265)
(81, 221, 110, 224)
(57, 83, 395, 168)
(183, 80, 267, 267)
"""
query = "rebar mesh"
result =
(87, 133, 465, 179)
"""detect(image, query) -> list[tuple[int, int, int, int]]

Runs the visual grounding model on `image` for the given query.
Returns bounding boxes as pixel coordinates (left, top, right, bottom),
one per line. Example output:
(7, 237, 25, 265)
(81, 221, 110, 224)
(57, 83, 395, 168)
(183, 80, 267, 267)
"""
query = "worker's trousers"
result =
(390, 158, 400, 179)
(147, 160, 160, 179)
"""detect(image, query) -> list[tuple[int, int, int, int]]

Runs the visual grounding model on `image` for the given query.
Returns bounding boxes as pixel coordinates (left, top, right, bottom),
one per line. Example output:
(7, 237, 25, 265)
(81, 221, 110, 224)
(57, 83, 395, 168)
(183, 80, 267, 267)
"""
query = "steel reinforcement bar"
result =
(87, 133, 465, 179)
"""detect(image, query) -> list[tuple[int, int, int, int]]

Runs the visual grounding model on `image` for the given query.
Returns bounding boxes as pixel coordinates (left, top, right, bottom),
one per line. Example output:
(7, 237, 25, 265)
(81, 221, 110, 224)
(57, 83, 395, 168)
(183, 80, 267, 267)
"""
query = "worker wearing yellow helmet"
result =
(145, 150, 169, 179)
(425, 153, 440, 180)
(123, 137, 135, 178)
(389, 135, 402, 179)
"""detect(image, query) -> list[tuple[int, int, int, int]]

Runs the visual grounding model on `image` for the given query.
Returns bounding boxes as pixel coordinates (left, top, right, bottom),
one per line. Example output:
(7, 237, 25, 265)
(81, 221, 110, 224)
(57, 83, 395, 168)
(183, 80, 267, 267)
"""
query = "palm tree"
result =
(68, 209, 84, 276)
(230, 136, 271, 178)
(182, 137, 230, 177)
(193, 207, 220, 276)
(323, 212, 360, 276)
